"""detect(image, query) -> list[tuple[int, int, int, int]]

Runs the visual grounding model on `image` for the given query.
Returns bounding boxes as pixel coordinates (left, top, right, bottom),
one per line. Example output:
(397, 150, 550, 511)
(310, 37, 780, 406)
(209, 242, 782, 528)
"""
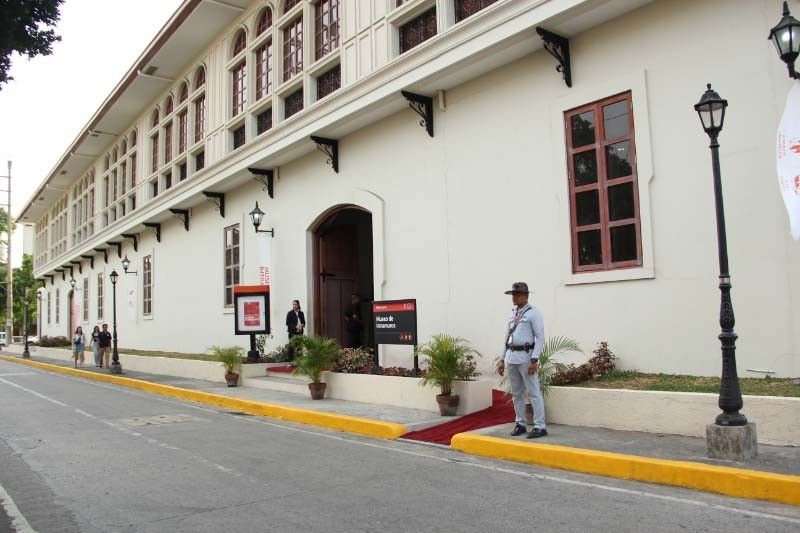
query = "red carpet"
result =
(403, 390, 514, 445)
(267, 365, 296, 373)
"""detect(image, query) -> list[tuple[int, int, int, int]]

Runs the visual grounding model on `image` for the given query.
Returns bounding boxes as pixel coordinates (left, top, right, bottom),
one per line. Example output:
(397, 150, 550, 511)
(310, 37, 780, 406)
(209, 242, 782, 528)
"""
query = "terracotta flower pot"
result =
(309, 382, 327, 400)
(436, 394, 460, 416)
(225, 372, 240, 387)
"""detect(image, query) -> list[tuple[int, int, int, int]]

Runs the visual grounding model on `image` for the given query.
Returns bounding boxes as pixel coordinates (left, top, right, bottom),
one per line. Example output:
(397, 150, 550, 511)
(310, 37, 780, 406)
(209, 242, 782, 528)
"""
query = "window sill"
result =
(142, 314, 154, 321)
(222, 308, 234, 315)
(388, 0, 435, 26)
(307, 50, 341, 78)
(564, 267, 654, 286)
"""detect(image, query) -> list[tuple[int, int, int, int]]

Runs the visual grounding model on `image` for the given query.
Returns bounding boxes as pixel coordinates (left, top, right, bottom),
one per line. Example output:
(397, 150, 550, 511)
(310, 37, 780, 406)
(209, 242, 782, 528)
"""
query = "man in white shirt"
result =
(497, 282, 547, 439)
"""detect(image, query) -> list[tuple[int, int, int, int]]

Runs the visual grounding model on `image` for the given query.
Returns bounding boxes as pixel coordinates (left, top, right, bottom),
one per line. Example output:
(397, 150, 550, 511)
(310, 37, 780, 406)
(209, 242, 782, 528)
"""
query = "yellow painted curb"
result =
(450, 433, 800, 507)
(0, 355, 407, 440)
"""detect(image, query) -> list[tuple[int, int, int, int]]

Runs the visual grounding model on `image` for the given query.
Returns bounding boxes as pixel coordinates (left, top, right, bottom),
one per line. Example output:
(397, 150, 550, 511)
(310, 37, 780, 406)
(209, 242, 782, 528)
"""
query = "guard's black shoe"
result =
(527, 428, 548, 439)
(510, 424, 527, 437)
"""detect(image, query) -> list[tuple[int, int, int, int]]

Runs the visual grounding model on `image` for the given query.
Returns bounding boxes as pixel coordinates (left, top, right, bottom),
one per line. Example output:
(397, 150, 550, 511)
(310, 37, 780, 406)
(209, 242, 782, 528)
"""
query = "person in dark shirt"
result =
(285, 300, 306, 340)
(98, 323, 112, 369)
(343, 293, 363, 348)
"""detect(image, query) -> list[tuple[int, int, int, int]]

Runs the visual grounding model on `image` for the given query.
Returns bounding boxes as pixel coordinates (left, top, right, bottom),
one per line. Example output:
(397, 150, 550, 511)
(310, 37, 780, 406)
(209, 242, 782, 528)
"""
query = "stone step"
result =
(242, 374, 310, 395)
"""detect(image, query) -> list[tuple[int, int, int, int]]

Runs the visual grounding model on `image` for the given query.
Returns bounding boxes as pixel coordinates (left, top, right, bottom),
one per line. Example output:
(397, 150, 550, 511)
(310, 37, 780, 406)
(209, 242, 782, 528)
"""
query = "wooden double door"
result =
(315, 209, 373, 347)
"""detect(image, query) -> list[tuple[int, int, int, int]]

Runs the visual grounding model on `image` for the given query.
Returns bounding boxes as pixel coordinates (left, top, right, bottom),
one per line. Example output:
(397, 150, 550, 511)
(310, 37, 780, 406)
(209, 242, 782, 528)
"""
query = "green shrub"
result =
(418, 334, 481, 396)
(209, 345, 244, 374)
(332, 347, 374, 374)
(39, 336, 71, 348)
(291, 336, 339, 384)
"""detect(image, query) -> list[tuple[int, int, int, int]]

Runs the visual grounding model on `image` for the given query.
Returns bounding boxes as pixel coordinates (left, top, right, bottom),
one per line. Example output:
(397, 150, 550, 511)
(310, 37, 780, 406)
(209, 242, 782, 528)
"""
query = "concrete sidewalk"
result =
(2, 346, 799, 507)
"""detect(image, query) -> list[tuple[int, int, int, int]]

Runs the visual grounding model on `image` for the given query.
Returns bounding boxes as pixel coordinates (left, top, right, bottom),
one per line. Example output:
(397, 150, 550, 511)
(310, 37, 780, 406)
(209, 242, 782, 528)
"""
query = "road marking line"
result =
(0, 373, 35, 377)
(8, 367, 800, 524)
(0, 481, 36, 533)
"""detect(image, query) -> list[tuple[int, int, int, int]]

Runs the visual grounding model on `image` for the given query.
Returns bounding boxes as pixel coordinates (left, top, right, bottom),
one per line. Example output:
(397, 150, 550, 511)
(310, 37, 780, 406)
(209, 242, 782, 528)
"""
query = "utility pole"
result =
(0, 161, 11, 344)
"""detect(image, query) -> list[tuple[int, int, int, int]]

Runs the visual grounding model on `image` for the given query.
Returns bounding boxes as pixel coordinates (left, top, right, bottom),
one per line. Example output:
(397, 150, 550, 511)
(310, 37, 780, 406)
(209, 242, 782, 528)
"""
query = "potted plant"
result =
(291, 335, 339, 399)
(418, 334, 481, 416)
(210, 345, 244, 387)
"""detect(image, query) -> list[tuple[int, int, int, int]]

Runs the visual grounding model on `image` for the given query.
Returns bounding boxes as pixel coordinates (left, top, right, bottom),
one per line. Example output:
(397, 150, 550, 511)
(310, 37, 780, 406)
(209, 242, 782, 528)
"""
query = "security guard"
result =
(497, 282, 547, 438)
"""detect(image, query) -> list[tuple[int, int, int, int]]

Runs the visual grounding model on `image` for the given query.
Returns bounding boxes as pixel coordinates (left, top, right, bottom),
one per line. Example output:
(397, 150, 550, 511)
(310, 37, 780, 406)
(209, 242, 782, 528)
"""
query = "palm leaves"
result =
(291, 335, 339, 384)
(209, 345, 244, 374)
(418, 334, 481, 396)
(497, 335, 582, 397)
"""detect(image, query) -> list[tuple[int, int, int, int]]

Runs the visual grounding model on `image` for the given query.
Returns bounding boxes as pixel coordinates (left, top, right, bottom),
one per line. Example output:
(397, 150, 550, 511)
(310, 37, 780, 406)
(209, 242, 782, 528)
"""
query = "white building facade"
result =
(19, 0, 800, 377)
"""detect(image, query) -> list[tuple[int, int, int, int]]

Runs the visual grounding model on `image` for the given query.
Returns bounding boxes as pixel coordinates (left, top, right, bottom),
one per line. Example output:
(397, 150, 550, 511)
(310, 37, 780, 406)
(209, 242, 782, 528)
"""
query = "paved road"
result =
(1, 360, 799, 532)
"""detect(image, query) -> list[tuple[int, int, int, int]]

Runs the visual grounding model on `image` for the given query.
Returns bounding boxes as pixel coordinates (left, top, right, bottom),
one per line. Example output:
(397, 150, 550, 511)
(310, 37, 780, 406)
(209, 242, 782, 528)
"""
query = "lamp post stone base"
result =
(706, 422, 757, 461)
(110, 362, 123, 375)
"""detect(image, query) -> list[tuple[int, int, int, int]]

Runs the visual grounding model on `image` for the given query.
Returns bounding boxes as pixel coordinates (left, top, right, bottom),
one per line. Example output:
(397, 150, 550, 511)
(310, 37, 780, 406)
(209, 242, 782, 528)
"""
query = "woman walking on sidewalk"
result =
(72, 327, 86, 368)
(90, 325, 101, 367)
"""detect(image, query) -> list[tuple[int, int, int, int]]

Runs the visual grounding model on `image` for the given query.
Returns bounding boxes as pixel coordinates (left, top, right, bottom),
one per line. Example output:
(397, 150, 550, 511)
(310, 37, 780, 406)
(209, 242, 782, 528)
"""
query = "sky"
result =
(0, 0, 184, 267)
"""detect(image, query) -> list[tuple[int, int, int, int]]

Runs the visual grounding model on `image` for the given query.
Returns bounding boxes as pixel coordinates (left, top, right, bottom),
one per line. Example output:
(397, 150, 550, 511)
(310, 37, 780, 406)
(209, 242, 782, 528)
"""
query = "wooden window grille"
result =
(257, 109, 273, 135)
(316, 64, 340, 100)
(284, 89, 303, 118)
(233, 125, 246, 149)
(400, 8, 437, 53)
(455, 0, 500, 23)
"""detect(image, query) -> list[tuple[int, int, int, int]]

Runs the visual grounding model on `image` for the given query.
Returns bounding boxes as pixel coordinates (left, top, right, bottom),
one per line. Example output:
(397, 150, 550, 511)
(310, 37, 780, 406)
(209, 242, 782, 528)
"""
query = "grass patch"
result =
(37, 345, 215, 361)
(568, 370, 800, 397)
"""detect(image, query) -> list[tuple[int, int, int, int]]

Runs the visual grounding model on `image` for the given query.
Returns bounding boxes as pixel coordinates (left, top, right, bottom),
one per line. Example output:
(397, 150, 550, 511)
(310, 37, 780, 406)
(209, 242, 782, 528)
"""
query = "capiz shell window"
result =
(564, 92, 641, 272)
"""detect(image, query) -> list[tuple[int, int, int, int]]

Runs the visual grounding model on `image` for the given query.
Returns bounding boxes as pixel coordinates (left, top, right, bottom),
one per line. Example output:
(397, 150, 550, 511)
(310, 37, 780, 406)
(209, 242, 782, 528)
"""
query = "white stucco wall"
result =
(38, 0, 799, 378)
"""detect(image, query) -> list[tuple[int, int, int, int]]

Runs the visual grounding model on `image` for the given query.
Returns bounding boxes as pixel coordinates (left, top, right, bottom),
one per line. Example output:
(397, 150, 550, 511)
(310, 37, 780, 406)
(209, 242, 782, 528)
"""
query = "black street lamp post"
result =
(110, 270, 122, 374)
(694, 84, 747, 427)
(769, 1, 800, 80)
(22, 288, 30, 359)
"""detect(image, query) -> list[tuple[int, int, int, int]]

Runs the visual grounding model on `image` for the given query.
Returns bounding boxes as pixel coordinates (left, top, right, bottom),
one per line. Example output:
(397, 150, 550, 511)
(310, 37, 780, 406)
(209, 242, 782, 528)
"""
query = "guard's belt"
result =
(507, 343, 533, 351)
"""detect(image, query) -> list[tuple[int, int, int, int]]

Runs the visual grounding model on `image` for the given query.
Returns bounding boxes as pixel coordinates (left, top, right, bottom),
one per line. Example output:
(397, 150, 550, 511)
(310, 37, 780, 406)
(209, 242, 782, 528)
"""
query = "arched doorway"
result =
(313, 207, 374, 348)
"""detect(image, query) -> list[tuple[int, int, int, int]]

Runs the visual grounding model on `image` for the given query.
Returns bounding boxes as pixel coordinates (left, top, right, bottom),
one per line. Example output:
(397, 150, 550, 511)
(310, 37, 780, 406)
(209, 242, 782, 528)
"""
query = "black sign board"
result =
(372, 299, 417, 345)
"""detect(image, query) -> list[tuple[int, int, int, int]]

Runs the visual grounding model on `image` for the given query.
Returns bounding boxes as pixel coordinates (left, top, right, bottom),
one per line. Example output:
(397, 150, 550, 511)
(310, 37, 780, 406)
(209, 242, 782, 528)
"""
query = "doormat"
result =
(403, 389, 514, 446)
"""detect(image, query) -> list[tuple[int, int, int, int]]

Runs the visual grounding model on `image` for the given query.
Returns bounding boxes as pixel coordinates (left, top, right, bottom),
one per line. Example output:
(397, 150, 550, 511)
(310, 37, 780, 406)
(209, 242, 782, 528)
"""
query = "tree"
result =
(0, 0, 64, 89)
(0, 254, 40, 334)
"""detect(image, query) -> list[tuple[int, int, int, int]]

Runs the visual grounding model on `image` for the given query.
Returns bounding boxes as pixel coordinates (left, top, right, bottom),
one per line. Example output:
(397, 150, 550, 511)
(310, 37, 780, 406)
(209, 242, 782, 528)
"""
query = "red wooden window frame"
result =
(256, 7, 272, 36)
(224, 224, 241, 307)
(165, 96, 173, 115)
(194, 95, 205, 143)
(151, 132, 159, 173)
(178, 111, 187, 153)
(179, 83, 188, 103)
(315, 0, 340, 60)
(283, 17, 303, 82)
(565, 91, 642, 273)
(284, 0, 301, 12)
(164, 122, 173, 163)
(232, 61, 247, 116)
(256, 41, 273, 99)
(194, 67, 206, 89)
